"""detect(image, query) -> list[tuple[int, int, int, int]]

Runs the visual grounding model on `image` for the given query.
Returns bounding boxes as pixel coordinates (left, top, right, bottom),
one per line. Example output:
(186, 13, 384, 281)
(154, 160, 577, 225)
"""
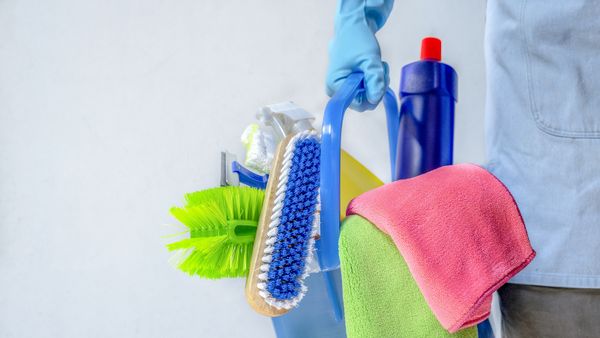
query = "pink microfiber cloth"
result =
(346, 163, 535, 333)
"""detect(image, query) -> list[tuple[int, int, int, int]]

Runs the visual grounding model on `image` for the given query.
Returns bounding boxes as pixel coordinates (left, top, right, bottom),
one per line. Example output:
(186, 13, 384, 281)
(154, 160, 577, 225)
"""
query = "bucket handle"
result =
(318, 72, 400, 271)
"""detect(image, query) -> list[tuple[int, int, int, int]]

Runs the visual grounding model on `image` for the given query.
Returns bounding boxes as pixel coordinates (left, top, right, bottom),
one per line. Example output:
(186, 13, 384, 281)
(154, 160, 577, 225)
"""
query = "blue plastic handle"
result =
(317, 72, 400, 271)
(383, 88, 400, 176)
(231, 161, 269, 189)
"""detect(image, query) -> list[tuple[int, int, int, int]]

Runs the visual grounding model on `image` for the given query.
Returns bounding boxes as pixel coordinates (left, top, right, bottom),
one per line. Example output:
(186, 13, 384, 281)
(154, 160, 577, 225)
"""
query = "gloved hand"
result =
(326, 0, 394, 112)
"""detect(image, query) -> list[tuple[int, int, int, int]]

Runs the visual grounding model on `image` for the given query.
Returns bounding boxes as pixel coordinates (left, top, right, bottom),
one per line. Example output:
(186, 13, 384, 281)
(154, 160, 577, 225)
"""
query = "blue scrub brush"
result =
(245, 130, 320, 316)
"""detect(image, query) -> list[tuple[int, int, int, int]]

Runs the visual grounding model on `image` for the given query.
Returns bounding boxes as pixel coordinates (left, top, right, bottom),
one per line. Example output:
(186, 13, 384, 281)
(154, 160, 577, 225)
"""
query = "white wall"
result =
(0, 1, 486, 337)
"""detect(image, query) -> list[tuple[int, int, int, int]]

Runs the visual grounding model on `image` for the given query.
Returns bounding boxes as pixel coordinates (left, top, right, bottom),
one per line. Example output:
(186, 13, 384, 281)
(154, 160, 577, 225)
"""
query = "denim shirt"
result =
(485, 0, 600, 287)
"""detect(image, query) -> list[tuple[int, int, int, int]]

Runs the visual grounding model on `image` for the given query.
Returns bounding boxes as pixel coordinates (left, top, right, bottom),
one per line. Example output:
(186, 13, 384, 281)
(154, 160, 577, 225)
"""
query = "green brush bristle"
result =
(167, 186, 265, 279)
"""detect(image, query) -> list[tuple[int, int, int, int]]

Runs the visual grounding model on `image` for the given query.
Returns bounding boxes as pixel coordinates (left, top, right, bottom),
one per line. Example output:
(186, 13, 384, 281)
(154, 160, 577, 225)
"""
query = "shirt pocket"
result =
(522, 0, 600, 138)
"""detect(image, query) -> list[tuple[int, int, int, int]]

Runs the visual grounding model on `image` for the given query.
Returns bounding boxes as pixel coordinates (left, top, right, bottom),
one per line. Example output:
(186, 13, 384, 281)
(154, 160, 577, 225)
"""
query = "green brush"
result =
(167, 186, 265, 279)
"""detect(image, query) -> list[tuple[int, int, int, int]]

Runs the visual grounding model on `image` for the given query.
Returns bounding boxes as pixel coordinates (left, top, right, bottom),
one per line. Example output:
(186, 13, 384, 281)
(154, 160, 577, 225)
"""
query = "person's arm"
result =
(326, 0, 394, 111)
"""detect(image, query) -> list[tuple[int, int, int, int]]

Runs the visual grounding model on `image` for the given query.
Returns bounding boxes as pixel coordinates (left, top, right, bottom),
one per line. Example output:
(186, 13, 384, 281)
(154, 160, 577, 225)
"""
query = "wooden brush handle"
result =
(245, 134, 294, 317)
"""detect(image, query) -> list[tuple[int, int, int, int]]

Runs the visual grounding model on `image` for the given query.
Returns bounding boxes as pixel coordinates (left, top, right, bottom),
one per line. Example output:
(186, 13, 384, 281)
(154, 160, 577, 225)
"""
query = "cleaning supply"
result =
(326, 0, 394, 111)
(246, 130, 321, 315)
(319, 72, 400, 271)
(270, 150, 384, 338)
(232, 160, 269, 189)
(257, 102, 316, 140)
(165, 88, 393, 335)
(271, 150, 383, 338)
(395, 37, 457, 179)
(221, 151, 269, 189)
(347, 163, 536, 332)
(167, 186, 265, 279)
(241, 123, 277, 174)
(340, 215, 477, 338)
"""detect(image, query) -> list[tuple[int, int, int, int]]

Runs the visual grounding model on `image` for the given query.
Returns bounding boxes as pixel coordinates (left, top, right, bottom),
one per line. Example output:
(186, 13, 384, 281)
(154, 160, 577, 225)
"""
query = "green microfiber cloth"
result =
(339, 215, 478, 338)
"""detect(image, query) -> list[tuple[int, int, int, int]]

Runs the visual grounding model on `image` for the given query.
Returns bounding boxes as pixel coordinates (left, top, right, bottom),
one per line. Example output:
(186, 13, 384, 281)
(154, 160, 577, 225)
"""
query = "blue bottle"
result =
(394, 37, 458, 180)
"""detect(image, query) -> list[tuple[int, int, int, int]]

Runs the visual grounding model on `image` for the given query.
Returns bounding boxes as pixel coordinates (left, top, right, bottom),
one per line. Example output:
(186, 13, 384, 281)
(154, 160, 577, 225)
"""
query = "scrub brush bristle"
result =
(246, 130, 320, 316)
(167, 186, 265, 279)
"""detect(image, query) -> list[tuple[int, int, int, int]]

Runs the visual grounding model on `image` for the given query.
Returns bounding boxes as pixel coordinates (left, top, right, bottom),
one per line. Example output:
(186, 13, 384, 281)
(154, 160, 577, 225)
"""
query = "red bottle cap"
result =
(420, 37, 442, 61)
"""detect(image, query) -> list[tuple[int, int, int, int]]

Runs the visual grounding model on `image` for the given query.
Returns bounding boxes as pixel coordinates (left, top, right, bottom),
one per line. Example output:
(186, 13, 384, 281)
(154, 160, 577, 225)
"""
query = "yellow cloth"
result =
(340, 150, 383, 219)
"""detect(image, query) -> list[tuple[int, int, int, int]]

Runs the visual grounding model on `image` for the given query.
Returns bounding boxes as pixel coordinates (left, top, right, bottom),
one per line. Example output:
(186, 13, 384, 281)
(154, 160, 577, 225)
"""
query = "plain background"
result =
(0, 1, 487, 337)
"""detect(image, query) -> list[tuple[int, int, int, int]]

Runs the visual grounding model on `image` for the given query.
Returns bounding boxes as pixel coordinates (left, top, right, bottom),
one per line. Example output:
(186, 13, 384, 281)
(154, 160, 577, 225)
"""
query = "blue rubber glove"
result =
(326, 0, 394, 112)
